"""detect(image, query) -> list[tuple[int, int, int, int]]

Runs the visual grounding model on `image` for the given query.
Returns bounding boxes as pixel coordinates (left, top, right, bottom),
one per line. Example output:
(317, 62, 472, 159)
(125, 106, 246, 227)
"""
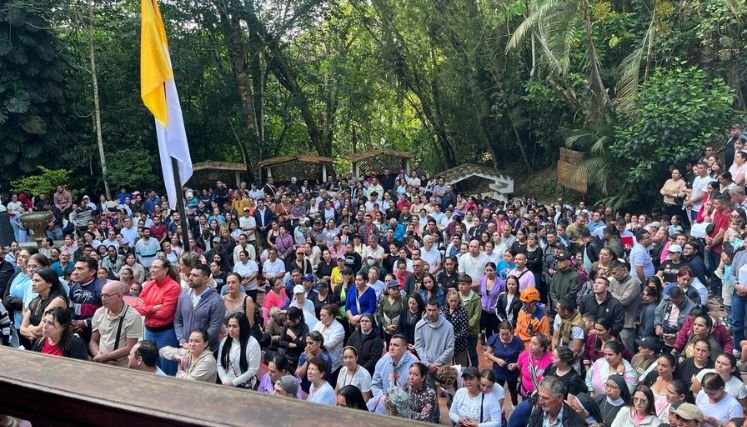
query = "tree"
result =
(610, 66, 735, 206)
(0, 1, 78, 185)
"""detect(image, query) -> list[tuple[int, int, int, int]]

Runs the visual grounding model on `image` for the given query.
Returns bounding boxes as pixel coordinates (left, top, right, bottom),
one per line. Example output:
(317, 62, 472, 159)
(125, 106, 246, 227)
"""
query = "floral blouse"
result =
(405, 383, 437, 422)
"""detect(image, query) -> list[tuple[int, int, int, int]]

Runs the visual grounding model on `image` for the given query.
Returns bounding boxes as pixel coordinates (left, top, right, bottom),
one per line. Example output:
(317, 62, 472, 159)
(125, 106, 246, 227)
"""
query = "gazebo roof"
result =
(257, 155, 334, 169)
(440, 163, 514, 193)
(192, 161, 246, 172)
(343, 149, 413, 163)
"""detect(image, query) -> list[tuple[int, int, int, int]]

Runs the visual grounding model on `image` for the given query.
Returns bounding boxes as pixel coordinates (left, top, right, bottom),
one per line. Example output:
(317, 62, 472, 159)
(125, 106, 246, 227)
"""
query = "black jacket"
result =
(496, 292, 522, 328)
(347, 328, 384, 375)
(578, 292, 625, 336)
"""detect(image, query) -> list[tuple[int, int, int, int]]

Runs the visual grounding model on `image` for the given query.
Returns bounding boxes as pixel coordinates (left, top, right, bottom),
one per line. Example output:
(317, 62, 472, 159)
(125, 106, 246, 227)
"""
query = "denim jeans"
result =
(144, 326, 179, 376)
(732, 292, 747, 347)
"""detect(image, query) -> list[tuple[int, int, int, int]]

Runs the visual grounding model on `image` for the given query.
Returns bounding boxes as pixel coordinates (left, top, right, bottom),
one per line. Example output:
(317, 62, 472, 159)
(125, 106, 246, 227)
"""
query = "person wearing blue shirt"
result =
(345, 273, 377, 328)
(630, 229, 655, 282)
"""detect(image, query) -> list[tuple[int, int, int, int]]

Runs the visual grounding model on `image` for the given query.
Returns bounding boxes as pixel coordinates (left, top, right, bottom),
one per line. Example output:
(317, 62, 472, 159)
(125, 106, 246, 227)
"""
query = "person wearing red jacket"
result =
(672, 306, 733, 355)
(134, 258, 181, 376)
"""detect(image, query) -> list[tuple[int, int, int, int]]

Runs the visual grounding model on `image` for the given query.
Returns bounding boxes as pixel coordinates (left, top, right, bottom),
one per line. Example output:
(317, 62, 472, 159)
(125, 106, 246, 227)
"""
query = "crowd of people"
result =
(2, 127, 747, 426)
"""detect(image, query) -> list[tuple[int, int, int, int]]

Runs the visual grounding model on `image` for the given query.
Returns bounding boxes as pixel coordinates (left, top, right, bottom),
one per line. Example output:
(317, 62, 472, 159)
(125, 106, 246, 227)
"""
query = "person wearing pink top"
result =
(507, 252, 535, 291)
(513, 333, 552, 398)
(262, 277, 288, 323)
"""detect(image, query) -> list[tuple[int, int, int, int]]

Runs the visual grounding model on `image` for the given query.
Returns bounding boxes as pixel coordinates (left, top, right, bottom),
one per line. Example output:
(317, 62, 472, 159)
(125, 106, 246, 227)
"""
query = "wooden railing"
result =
(0, 346, 421, 426)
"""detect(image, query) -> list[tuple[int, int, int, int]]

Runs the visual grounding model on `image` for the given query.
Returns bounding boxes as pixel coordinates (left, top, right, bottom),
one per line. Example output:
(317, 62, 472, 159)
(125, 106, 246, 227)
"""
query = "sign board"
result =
(557, 148, 587, 193)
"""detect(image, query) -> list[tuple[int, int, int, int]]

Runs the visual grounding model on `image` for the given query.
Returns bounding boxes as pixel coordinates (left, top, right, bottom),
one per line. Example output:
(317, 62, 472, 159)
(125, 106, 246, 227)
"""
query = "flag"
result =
(141, 0, 192, 210)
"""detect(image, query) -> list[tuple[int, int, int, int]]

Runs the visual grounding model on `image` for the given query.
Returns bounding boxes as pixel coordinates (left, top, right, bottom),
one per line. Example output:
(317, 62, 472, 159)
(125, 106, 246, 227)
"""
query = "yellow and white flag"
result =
(141, 0, 192, 209)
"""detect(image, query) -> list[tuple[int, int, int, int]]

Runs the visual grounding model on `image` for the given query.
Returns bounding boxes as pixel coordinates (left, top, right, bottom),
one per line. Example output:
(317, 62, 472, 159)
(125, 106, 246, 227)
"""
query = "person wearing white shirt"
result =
(217, 313, 261, 388)
(238, 210, 257, 244)
(458, 240, 489, 287)
(448, 367, 502, 427)
(262, 249, 286, 285)
(290, 285, 318, 329)
(364, 236, 385, 263)
(119, 217, 139, 246)
(420, 235, 442, 274)
(233, 234, 256, 263)
(233, 251, 259, 299)
(313, 306, 345, 374)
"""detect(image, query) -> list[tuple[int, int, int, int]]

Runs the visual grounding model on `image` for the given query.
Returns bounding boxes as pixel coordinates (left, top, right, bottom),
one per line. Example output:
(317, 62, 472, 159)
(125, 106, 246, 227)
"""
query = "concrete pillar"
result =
(322, 164, 327, 183)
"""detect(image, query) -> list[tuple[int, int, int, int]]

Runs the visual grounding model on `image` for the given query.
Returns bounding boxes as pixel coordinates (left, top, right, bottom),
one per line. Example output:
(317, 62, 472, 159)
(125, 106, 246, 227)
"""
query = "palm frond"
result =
(506, 0, 565, 52)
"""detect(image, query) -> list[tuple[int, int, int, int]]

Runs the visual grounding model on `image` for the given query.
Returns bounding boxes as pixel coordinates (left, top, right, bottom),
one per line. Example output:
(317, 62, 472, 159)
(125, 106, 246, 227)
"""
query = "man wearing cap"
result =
(290, 284, 317, 328)
(658, 244, 687, 283)
(672, 402, 704, 426)
(204, 237, 228, 270)
(609, 260, 642, 353)
(631, 336, 661, 380)
(548, 251, 579, 317)
(273, 375, 299, 398)
(134, 228, 160, 269)
(516, 287, 550, 347)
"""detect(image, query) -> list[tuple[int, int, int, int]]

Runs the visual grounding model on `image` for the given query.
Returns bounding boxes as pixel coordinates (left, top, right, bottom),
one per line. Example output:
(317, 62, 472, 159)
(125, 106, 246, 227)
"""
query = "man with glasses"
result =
(90, 281, 143, 366)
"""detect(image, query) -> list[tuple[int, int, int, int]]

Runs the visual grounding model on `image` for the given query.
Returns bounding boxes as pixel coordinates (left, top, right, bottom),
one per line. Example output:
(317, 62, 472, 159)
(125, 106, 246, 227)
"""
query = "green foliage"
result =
(611, 65, 735, 197)
(104, 148, 159, 190)
(11, 167, 71, 197)
(0, 1, 77, 184)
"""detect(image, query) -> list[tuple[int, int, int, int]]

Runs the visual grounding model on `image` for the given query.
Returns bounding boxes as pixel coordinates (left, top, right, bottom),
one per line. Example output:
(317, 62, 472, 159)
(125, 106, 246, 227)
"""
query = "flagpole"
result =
(171, 157, 191, 253)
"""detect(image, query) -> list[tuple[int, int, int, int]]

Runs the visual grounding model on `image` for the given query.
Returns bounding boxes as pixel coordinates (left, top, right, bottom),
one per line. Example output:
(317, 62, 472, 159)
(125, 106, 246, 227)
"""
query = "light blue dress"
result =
(9, 273, 31, 328)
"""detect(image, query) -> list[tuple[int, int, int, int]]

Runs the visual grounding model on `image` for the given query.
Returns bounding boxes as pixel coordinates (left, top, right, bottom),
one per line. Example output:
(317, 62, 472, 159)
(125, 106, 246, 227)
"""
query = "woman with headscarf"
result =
(595, 374, 632, 427)
(569, 392, 605, 426)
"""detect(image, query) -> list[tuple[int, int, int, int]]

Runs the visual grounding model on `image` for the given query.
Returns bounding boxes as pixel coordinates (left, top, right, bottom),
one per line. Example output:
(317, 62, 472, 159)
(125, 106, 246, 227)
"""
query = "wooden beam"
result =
(0, 347, 423, 426)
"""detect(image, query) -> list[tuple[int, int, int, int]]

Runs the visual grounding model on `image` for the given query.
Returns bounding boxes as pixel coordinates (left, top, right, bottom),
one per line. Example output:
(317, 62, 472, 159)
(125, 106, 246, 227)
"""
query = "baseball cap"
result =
(293, 285, 305, 295)
(667, 244, 682, 253)
(386, 280, 400, 289)
(212, 237, 221, 243)
(302, 273, 314, 282)
(635, 336, 662, 353)
(556, 251, 572, 261)
(276, 375, 298, 397)
(674, 403, 703, 421)
(243, 207, 250, 211)
(315, 280, 329, 290)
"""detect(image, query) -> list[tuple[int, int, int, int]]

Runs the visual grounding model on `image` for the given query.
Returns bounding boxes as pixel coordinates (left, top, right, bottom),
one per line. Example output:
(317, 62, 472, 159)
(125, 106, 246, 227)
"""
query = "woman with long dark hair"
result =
(31, 306, 87, 360)
(336, 385, 368, 410)
(20, 267, 69, 343)
(217, 312, 261, 388)
(400, 294, 425, 350)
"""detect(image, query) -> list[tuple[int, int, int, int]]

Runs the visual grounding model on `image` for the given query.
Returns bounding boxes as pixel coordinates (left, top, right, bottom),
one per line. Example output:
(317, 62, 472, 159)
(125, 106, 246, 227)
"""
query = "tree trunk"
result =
(88, 0, 110, 199)
(213, 0, 259, 171)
